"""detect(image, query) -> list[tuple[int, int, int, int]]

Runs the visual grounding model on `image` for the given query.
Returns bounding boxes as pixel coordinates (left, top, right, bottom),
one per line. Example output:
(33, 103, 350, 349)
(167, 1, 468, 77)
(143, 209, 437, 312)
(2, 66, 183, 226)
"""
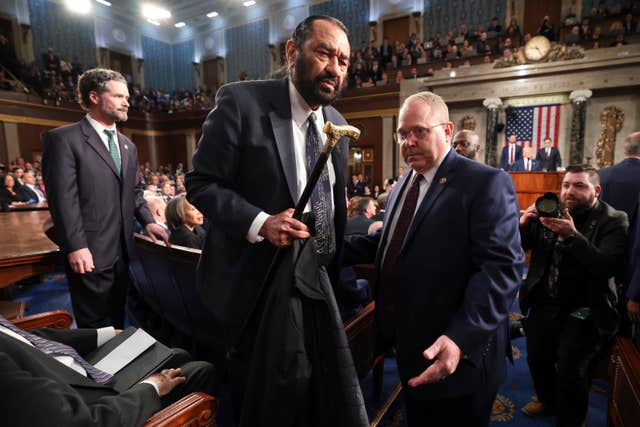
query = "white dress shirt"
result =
(85, 113, 121, 158)
(246, 80, 336, 243)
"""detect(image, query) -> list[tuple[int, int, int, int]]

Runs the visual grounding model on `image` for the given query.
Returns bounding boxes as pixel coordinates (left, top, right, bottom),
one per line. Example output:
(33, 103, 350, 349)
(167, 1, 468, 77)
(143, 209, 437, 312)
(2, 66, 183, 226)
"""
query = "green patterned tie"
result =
(103, 129, 121, 175)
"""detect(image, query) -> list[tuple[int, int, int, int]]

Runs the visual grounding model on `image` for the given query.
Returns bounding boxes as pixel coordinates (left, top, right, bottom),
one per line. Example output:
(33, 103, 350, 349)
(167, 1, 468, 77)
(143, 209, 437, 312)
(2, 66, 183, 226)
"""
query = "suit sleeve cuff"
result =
(96, 327, 116, 347)
(140, 379, 161, 396)
(246, 211, 269, 243)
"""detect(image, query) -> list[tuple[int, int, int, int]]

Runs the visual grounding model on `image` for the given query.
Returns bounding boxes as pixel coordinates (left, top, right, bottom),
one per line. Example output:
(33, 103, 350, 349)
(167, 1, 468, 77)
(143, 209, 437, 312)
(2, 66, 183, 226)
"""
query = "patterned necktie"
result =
(378, 174, 423, 340)
(0, 316, 114, 384)
(103, 129, 121, 175)
(305, 113, 336, 258)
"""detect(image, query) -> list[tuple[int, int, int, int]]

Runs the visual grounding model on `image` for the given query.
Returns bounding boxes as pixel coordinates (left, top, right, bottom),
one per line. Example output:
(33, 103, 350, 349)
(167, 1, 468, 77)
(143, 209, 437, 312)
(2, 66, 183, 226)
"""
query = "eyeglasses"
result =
(394, 123, 445, 144)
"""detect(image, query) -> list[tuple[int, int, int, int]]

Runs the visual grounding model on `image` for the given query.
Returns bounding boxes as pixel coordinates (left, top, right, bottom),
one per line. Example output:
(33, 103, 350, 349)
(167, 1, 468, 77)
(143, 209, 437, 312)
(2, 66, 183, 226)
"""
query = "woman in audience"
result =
(0, 173, 29, 206)
(165, 194, 205, 249)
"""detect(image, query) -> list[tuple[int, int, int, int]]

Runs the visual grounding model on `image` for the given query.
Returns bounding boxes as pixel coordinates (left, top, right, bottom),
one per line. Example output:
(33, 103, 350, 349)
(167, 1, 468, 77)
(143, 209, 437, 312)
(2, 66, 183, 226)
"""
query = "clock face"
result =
(524, 36, 551, 61)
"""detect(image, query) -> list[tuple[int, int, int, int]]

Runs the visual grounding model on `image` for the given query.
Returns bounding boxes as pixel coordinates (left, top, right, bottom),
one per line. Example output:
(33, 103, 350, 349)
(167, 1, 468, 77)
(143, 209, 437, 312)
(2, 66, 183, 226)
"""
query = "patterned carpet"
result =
(10, 275, 608, 427)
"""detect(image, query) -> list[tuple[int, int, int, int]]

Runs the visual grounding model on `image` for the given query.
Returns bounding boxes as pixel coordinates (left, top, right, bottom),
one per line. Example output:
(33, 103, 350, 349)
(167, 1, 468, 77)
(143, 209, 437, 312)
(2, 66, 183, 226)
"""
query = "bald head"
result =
(452, 130, 480, 160)
(624, 131, 640, 157)
(400, 91, 450, 124)
(146, 196, 167, 224)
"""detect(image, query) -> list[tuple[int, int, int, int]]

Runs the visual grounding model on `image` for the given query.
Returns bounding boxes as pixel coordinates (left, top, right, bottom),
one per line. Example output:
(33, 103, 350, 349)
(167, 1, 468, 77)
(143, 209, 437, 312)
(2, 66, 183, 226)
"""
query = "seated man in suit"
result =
(518, 165, 628, 425)
(345, 197, 377, 236)
(0, 314, 217, 426)
(535, 137, 562, 171)
(512, 147, 541, 172)
(499, 133, 522, 171)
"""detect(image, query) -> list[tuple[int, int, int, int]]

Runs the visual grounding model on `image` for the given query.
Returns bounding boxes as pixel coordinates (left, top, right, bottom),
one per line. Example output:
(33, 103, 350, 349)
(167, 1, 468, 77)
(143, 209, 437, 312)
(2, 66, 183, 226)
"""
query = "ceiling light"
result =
(147, 19, 160, 26)
(243, 1, 256, 6)
(95, 0, 111, 6)
(142, 4, 171, 21)
(66, 0, 91, 14)
(207, 11, 219, 18)
(175, 22, 186, 28)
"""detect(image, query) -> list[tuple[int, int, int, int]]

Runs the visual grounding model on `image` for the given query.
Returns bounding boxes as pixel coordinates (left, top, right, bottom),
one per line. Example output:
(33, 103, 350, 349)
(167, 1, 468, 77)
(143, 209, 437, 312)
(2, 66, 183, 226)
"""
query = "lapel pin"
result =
(439, 177, 447, 184)
(124, 144, 128, 150)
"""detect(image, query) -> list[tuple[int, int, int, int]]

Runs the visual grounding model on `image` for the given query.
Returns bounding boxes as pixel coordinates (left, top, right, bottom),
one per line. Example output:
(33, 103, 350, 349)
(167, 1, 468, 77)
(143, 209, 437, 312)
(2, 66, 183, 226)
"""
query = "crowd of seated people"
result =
(0, 158, 46, 208)
(563, 3, 639, 48)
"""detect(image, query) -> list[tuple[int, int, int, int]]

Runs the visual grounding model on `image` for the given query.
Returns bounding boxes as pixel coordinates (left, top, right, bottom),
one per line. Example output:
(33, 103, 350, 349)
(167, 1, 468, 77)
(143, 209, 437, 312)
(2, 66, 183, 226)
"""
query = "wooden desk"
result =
(0, 210, 61, 288)
(509, 172, 564, 209)
(8, 202, 49, 211)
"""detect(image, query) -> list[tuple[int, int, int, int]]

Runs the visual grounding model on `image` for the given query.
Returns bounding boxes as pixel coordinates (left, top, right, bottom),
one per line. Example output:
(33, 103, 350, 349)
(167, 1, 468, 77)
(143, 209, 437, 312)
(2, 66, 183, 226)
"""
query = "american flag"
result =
(504, 104, 561, 151)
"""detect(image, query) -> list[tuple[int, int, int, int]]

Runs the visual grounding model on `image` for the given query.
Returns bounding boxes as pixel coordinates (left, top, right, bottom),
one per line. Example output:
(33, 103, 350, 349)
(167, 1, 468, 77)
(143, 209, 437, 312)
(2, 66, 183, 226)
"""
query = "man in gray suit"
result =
(43, 69, 168, 328)
(186, 15, 353, 417)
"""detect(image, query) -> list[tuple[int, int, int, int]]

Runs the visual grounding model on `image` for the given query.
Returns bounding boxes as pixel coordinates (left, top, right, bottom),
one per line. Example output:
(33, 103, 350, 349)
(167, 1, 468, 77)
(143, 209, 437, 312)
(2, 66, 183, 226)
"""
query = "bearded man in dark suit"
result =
(42, 69, 168, 328)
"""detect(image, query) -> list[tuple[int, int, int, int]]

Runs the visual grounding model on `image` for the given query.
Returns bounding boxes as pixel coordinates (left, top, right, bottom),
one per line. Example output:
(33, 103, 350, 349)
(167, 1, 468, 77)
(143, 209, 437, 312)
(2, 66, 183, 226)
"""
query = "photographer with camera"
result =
(517, 165, 628, 425)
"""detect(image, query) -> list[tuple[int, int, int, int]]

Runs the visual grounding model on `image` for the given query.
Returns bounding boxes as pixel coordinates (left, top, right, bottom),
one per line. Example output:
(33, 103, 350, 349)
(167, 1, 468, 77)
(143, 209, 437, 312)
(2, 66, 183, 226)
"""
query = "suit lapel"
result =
(117, 131, 129, 179)
(374, 172, 411, 265)
(268, 79, 297, 204)
(80, 117, 121, 180)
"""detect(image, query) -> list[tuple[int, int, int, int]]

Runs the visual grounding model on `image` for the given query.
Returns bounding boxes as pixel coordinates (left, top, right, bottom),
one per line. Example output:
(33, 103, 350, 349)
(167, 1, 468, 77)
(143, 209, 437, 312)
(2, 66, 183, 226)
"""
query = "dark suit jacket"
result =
(0, 187, 28, 205)
(169, 224, 205, 249)
(535, 146, 562, 171)
(599, 157, 640, 221)
(0, 328, 161, 427)
(345, 214, 374, 236)
(186, 78, 349, 346)
(42, 117, 154, 270)
(520, 200, 628, 336)
(499, 143, 523, 170)
(511, 158, 541, 172)
(627, 193, 640, 302)
(344, 151, 524, 399)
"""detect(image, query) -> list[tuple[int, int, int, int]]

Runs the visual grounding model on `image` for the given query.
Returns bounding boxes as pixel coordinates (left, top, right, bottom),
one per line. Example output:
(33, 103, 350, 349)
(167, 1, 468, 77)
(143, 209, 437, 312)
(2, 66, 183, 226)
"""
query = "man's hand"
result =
(539, 208, 577, 239)
(628, 299, 640, 324)
(259, 208, 310, 247)
(144, 368, 186, 397)
(145, 223, 170, 246)
(68, 248, 94, 274)
(519, 203, 538, 228)
(408, 335, 462, 387)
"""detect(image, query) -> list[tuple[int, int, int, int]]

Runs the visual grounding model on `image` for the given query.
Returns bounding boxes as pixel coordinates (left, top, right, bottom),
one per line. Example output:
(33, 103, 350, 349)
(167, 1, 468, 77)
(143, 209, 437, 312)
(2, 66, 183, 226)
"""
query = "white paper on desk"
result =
(93, 329, 157, 375)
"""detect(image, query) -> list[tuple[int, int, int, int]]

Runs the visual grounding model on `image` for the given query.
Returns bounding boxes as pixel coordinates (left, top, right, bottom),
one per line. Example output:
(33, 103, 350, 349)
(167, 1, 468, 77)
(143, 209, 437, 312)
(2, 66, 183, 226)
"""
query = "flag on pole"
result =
(505, 104, 561, 151)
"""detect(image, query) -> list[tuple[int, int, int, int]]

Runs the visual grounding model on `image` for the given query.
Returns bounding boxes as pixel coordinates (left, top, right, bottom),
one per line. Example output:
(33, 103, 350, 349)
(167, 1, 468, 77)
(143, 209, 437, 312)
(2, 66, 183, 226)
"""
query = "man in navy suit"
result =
(344, 92, 524, 426)
(600, 132, 640, 221)
(186, 16, 360, 420)
(499, 133, 522, 170)
(42, 69, 168, 328)
(535, 137, 562, 171)
(511, 146, 542, 171)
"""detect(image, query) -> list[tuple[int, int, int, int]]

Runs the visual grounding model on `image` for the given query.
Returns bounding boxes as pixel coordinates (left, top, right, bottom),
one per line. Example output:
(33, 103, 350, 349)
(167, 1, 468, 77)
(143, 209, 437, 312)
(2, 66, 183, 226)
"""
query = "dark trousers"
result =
(66, 256, 130, 329)
(404, 385, 498, 427)
(525, 308, 604, 427)
(160, 348, 219, 407)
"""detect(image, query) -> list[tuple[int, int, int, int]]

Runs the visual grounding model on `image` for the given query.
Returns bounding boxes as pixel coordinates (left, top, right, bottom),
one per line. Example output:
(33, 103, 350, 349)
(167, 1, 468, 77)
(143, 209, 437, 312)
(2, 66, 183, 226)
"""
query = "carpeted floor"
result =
(10, 274, 608, 426)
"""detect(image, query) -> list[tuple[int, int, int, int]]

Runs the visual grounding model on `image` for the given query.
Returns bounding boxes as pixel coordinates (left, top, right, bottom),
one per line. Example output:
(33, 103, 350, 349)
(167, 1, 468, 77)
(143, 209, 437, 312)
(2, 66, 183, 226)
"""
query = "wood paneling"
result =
(17, 123, 52, 162)
(131, 134, 152, 166)
(0, 122, 7, 166)
(383, 16, 410, 46)
(509, 171, 564, 209)
(155, 134, 187, 169)
(348, 117, 384, 187)
(523, 0, 561, 37)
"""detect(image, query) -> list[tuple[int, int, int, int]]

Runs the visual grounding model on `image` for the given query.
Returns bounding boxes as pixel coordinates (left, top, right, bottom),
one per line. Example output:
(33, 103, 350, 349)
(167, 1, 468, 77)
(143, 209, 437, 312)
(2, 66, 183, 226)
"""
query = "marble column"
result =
(483, 97, 502, 167)
(568, 89, 592, 165)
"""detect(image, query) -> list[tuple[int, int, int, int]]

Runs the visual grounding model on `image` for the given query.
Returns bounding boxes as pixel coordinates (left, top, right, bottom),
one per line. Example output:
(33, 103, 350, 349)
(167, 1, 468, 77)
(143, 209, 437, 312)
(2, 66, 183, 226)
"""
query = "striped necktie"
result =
(0, 315, 114, 384)
(103, 129, 121, 175)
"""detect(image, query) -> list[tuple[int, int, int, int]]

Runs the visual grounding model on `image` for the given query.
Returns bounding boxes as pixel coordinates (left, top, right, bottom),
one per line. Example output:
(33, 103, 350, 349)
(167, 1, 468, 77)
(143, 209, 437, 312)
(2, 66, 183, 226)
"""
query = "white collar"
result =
(288, 79, 322, 129)
(410, 148, 450, 184)
(86, 113, 117, 135)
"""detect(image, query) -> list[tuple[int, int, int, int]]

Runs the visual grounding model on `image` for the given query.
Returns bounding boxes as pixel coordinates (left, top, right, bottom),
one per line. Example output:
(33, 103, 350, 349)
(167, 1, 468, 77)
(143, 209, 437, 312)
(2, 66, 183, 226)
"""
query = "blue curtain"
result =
(28, 0, 96, 69)
(423, 0, 506, 39)
(310, 0, 370, 48)
(142, 36, 173, 91)
(225, 19, 270, 82)
(172, 40, 195, 90)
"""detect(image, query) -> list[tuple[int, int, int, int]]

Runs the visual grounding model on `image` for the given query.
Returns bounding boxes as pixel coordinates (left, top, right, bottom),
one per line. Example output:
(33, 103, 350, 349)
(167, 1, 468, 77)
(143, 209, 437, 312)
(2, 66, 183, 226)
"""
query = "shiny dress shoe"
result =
(521, 400, 554, 417)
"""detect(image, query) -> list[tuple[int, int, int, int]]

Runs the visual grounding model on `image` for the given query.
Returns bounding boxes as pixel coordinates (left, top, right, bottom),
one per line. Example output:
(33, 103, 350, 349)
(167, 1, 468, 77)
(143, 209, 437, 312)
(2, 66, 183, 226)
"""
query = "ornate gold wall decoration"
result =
(595, 106, 625, 168)
(460, 115, 477, 131)
(494, 41, 585, 69)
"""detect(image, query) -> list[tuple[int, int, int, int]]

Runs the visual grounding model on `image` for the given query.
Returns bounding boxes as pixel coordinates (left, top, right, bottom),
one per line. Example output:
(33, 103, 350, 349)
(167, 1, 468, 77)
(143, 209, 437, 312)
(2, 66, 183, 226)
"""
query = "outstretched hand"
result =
(408, 335, 462, 387)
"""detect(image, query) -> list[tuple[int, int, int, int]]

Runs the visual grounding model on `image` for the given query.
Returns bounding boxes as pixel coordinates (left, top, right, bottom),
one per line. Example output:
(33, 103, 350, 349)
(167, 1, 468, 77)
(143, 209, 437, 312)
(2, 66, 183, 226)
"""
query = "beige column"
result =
(185, 131, 197, 169)
(3, 122, 21, 162)
(381, 116, 395, 182)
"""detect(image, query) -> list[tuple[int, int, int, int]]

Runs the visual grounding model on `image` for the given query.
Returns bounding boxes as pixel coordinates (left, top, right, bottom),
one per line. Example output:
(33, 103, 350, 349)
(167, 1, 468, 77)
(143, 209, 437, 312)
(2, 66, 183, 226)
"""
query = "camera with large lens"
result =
(535, 192, 562, 218)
